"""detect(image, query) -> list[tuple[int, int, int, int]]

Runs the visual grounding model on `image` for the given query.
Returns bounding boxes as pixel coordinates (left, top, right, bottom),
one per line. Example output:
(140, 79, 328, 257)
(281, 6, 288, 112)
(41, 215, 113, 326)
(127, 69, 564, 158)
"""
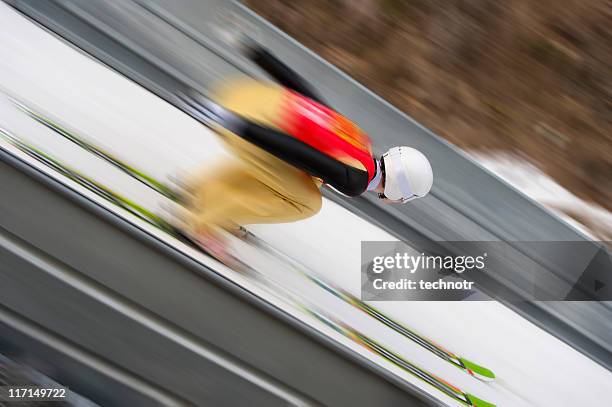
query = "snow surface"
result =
(470, 152, 612, 241)
(1, 4, 611, 406)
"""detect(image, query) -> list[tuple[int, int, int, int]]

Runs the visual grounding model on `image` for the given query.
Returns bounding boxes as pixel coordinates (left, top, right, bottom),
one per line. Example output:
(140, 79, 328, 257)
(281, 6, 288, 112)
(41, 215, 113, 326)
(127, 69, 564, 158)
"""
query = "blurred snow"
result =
(472, 152, 612, 240)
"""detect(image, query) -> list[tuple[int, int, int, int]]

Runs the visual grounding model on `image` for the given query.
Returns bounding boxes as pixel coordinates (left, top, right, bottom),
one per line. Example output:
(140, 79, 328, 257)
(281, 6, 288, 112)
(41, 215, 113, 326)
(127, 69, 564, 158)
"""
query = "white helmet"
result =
(381, 146, 433, 203)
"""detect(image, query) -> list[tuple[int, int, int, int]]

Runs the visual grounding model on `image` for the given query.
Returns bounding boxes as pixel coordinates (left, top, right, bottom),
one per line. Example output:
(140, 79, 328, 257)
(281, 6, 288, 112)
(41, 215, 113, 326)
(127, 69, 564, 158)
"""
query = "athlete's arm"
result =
(239, 121, 368, 196)
(180, 89, 367, 195)
(245, 43, 328, 106)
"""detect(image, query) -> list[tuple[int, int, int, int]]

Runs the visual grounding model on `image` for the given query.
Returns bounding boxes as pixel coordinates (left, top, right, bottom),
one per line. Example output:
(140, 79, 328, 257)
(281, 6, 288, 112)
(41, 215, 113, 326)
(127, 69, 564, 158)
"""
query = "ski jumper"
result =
(183, 46, 376, 234)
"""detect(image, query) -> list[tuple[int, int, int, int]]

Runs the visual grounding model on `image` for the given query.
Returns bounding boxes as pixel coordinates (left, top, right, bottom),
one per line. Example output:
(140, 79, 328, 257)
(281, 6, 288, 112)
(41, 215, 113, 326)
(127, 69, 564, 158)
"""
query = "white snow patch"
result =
(470, 151, 612, 240)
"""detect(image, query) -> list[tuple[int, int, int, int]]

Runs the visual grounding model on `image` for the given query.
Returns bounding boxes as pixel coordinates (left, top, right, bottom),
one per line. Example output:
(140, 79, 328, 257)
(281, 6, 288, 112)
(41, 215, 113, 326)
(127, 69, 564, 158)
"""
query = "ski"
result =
(0, 127, 175, 234)
(0, 129, 495, 407)
(242, 228, 495, 382)
(12, 96, 495, 382)
(11, 97, 179, 201)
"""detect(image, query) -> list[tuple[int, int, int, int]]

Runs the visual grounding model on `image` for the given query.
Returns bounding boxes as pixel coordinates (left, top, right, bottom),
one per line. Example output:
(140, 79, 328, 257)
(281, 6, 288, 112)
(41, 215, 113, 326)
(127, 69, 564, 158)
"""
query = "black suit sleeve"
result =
(239, 121, 369, 197)
(247, 45, 328, 106)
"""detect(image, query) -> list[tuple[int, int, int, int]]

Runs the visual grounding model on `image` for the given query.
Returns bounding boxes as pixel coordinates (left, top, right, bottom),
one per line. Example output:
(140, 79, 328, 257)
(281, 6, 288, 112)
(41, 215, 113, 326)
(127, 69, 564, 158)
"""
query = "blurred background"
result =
(247, 0, 612, 239)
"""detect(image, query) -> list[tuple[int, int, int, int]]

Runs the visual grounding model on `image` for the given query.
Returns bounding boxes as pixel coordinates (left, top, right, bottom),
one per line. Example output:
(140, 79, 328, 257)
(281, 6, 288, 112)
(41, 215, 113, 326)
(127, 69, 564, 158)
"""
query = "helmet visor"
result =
(378, 157, 417, 203)
(381, 149, 416, 203)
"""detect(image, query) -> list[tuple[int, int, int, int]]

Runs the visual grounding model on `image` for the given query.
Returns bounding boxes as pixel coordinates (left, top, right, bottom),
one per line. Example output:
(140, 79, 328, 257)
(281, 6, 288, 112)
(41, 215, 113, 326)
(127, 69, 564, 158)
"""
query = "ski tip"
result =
(460, 357, 496, 382)
(467, 393, 496, 407)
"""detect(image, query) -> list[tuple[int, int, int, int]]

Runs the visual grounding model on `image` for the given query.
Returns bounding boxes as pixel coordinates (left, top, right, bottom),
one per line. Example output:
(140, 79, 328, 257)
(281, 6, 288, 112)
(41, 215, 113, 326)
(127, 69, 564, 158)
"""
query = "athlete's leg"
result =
(183, 158, 321, 234)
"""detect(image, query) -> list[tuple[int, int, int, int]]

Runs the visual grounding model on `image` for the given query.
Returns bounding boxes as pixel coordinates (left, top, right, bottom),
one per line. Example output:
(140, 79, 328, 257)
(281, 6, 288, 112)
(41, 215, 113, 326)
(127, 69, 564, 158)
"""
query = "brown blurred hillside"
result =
(246, 0, 612, 214)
